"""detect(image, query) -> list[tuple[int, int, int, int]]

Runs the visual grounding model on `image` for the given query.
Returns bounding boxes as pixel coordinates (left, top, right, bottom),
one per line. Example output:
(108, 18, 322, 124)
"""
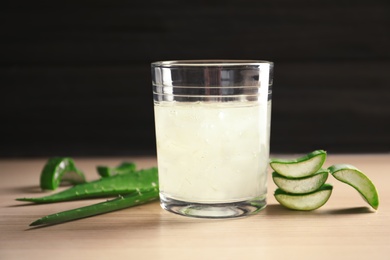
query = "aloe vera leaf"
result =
(329, 164, 379, 210)
(96, 162, 136, 177)
(272, 169, 329, 194)
(274, 184, 333, 211)
(17, 167, 158, 203)
(269, 150, 327, 178)
(40, 157, 86, 190)
(30, 187, 159, 226)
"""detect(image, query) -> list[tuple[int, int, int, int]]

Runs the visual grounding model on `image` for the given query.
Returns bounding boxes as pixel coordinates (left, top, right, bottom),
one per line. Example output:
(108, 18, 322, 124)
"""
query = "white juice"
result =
(154, 101, 271, 203)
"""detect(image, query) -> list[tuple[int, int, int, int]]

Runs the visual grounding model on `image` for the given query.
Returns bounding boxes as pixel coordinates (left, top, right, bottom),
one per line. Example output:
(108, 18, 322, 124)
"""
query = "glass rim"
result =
(151, 59, 273, 67)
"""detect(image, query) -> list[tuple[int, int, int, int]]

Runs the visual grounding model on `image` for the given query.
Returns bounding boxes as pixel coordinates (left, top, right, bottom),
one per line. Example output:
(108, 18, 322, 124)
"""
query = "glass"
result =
(151, 60, 273, 218)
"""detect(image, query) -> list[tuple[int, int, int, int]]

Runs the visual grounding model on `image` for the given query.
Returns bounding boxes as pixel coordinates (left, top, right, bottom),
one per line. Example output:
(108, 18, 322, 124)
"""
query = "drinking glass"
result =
(152, 60, 273, 218)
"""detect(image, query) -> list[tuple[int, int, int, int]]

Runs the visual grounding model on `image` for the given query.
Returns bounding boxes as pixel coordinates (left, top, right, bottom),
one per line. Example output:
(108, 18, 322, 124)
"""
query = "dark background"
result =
(1, 0, 389, 157)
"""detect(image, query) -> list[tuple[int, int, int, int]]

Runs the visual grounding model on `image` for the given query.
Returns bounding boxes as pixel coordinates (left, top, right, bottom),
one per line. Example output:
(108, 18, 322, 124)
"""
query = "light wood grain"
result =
(1, 155, 389, 260)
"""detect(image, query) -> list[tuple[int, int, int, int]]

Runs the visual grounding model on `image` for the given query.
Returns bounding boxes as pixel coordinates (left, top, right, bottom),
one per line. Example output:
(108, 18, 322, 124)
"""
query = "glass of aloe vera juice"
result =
(152, 60, 273, 218)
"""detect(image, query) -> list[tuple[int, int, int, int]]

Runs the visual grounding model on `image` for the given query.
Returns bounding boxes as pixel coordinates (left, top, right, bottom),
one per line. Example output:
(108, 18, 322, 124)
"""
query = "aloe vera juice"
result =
(154, 100, 271, 204)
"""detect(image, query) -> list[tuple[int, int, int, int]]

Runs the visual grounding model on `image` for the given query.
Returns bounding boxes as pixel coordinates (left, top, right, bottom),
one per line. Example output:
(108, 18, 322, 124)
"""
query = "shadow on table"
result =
(23, 203, 375, 231)
(4, 185, 42, 194)
(264, 204, 374, 215)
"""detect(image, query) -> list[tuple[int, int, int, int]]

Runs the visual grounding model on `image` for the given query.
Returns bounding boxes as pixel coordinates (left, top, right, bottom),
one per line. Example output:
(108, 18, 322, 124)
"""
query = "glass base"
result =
(160, 194, 266, 219)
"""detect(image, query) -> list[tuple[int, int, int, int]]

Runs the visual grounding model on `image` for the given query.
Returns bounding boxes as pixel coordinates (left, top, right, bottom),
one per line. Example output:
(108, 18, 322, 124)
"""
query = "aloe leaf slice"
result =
(272, 169, 329, 194)
(96, 162, 136, 177)
(274, 184, 333, 211)
(40, 157, 86, 190)
(328, 164, 379, 210)
(270, 150, 327, 178)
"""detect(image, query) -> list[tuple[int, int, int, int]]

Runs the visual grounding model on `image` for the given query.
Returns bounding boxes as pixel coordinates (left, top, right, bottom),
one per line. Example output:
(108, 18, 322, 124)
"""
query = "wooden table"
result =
(1, 155, 389, 259)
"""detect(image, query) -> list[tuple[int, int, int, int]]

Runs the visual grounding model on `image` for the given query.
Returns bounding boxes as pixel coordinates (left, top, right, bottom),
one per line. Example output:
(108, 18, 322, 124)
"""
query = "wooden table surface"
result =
(1, 154, 389, 260)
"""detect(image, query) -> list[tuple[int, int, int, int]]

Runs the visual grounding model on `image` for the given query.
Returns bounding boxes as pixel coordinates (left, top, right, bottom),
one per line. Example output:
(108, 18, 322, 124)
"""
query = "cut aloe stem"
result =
(40, 157, 86, 190)
(270, 150, 327, 178)
(328, 164, 379, 210)
(274, 184, 333, 211)
(97, 162, 136, 178)
(272, 169, 329, 194)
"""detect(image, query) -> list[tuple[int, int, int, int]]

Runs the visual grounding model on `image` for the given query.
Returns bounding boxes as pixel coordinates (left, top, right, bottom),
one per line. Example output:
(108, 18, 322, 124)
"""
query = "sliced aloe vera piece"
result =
(96, 162, 136, 177)
(274, 184, 333, 211)
(270, 150, 327, 178)
(272, 169, 329, 194)
(329, 164, 379, 210)
(40, 157, 86, 190)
